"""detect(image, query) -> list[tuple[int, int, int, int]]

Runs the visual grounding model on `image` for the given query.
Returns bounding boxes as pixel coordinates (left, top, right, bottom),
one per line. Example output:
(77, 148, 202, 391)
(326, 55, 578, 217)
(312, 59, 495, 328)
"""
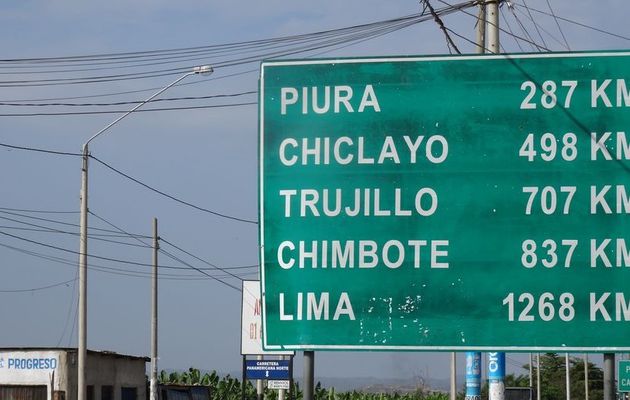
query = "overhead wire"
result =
(88, 209, 245, 291)
(520, 0, 548, 49)
(56, 267, 78, 347)
(512, 2, 630, 42)
(0, 278, 77, 293)
(499, 3, 525, 52)
(0, 142, 258, 225)
(510, 1, 568, 50)
(89, 155, 258, 225)
(0, 13, 429, 66)
(0, 101, 257, 117)
(0, 208, 151, 237)
(0, 2, 474, 91)
(544, 0, 570, 50)
(437, 0, 551, 51)
(0, 240, 251, 281)
(159, 237, 257, 282)
(0, 215, 152, 248)
(0, 68, 259, 103)
(423, 0, 462, 54)
(89, 209, 258, 272)
(0, 90, 256, 107)
(0, 206, 78, 214)
(507, 5, 547, 52)
(0, 13, 430, 87)
(0, 229, 190, 269)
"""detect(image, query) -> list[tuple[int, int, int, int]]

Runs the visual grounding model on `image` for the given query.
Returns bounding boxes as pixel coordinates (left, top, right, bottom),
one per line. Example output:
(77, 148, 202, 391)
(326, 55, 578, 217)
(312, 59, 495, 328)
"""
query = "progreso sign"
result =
(258, 51, 630, 351)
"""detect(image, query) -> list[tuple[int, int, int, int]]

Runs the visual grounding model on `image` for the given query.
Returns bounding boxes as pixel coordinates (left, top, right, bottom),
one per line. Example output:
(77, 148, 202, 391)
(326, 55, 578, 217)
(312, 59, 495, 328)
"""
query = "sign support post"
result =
(303, 351, 314, 400)
(466, 352, 481, 400)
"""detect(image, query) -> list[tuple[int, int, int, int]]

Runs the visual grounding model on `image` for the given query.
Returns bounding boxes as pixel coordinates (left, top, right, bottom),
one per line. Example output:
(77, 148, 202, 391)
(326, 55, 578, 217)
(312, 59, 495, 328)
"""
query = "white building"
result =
(0, 348, 148, 400)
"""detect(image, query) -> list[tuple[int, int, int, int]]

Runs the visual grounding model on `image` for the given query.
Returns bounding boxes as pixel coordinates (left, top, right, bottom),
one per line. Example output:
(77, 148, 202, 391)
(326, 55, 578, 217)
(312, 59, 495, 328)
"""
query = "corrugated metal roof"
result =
(0, 348, 149, 362)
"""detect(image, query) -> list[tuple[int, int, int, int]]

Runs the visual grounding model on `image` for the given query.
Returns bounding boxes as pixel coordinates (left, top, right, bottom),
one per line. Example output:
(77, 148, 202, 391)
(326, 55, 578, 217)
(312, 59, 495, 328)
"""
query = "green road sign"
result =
(620, 360, 630, 392)
(258, 51, 630, 351)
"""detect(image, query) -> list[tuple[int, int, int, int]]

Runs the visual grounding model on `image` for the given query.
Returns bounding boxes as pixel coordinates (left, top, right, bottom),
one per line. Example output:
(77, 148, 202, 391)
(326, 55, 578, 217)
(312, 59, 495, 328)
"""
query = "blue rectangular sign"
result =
(245, 360, 290, 380)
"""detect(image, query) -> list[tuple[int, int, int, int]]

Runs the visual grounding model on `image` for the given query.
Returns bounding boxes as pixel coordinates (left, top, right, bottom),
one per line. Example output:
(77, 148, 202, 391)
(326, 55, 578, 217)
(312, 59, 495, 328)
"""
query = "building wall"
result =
(0, 350, 66, 398)
(0, 350, 146, 400)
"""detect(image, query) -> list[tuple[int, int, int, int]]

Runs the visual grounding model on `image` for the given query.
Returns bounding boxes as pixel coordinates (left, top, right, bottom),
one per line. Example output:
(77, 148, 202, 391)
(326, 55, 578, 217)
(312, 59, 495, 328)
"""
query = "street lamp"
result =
(77, 65, 213, 400)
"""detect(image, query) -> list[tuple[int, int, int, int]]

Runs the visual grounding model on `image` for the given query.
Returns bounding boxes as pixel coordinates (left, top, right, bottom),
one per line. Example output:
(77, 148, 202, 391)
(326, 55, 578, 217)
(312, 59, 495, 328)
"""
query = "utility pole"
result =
(529, 353, 533, 391)
(257, 354, 264, 400)
(150, 218, 159, 400)
(76, 65, 212, 400)
(465, 352, 481, 400)
(304, 351, 314, 400)
(604, 353, 615, 400)
(488, 352, 505, 400)
(278, 355, 286, 400)
(487, 6, 502, 400)
(565, 353, 570, 400)
(451, 352, 457, 400)
(486, 0, 499, 53)
(584, 354, 589, 400)
(536, 354, 541, 400)
(476, 0, 486, 54)
(78, 150, 88, 400)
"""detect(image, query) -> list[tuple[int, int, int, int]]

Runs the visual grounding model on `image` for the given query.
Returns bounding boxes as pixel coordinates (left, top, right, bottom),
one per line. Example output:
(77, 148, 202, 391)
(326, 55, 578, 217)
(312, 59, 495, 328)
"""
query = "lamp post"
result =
(77, 65, 213, 400)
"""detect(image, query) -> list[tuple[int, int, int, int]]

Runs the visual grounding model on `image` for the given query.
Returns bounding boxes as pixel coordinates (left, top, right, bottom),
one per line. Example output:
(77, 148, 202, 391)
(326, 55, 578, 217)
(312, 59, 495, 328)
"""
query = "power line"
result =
(0, 69, 258, 103)
(423, 0, 462, 54)
(0, 208, 151, 237)
(160, 237, 256, 281)
(86, 210, 246, 291)
(0, 142, 81, 156)
(500, 3, 525, 52)
(89, 210, 258, 271)
(56, 268, 78, 347)
(545, 0, 570, 50)
(159, 247, 241, 292)
(0, 12, 429, 65)
(0, 13, 429, 87)
(0, 240, 252, 280)
(512, 2, 630, 42)
(438, 0, 552, 51)
(520, 0, 548, 49)
(0, 229, 184, 269)
(0, 101, 257, 117)
(511, 1, 567, 51)
(89, 155, 258, 225)
(0, 217, 151, 249)
(0, 206, 78, 214)
(0, 90, 256, 107)
(508, 5, 547, 52)
(0, 278, 77, 293)
(0, 3, 476, 91)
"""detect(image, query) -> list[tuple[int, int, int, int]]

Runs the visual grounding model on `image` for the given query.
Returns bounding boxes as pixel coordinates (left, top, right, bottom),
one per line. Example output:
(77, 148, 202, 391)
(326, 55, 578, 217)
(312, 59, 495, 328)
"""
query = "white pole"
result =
(529, 353, 533, 389)
(150, 218, 159, 400)
(77, 65, 212, 400)
(78, 147, 88, 400)
(584, 354, 589, 400)
(278, 355, 286, 400)
(476, 1, 486, 54)
(536, 354, 541, 400)
(486, 0, 499, 53)
(565, 353, 570, 400)
(451, 352, 457, 400)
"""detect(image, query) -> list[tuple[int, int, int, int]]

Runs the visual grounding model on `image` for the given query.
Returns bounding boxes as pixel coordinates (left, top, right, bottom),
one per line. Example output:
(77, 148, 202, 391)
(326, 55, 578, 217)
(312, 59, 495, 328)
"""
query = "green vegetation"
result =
(159, 356, 603, 400)
(480, 353, 603, 400)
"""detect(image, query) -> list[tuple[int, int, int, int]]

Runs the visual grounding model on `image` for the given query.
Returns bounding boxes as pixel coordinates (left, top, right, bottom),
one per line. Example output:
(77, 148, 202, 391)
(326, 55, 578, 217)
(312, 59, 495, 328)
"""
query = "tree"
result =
(524, 354, 603, 400)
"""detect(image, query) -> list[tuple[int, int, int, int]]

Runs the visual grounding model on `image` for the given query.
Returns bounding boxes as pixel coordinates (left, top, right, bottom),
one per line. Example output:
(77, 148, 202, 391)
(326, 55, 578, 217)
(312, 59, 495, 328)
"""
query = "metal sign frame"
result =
(259, 51, 630, 352)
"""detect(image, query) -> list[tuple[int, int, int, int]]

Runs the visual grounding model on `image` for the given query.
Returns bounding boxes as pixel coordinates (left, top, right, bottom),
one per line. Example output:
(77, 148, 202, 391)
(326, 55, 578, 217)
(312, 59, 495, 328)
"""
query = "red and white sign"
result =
(240, 280, 293, 355)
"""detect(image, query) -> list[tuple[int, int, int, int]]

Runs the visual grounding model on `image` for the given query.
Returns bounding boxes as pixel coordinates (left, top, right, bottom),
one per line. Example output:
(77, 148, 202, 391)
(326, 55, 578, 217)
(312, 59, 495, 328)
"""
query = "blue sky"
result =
(0, 0, 627, 382)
